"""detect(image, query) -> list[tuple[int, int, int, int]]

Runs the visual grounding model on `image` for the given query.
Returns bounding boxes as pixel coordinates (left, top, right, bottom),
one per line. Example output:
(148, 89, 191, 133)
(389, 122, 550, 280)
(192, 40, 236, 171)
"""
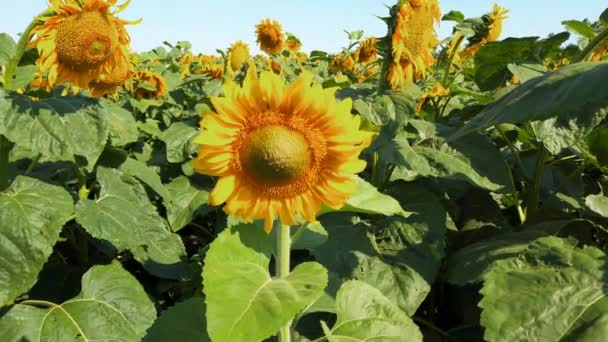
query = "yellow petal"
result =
(209, 175, 237, 205)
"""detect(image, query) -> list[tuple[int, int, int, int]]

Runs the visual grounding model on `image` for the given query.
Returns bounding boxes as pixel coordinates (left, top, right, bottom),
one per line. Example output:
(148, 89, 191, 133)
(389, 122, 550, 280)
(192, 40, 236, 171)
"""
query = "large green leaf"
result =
(105, 103, 139, 147)
(451, 62, 608, 140)
(320, 176, 409, 217)
(203, 223, 328, 342)
(321, 280, 422, 342)
(119, 157, 171, 200)
(0, 263, 156, 342)
(165, 176, 211, 232)
(586, 193, 608, 217)
(0, 33, 16, 67)
(76, 167, 188, 279)
(480, 236, 608, 342)
(314, 182, 449, 315)
(0, 90, 108, 169)
(161, 120, 198, 163)
(144, 297, 210, 342)
(561, 297, 608, 342)
(0, 176, 73, 307)
(562, 20, 597, 40)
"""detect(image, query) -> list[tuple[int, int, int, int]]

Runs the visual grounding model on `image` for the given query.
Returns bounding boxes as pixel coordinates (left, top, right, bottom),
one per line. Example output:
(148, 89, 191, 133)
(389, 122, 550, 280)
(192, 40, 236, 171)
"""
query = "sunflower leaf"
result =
(0, 176, 73, 307)
(143, 297, 210, 342)
(0, 263, 156, 341)
(203, 223, 328, 342)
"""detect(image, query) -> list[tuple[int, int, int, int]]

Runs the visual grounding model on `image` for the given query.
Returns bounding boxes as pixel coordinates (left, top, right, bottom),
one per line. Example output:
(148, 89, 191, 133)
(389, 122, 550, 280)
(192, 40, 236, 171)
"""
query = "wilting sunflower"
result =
(195, 55, 225, 80)
(192, 70, 373, 232)
(285, 34, 302, 53)
(591, 42, 608, 62)
(331, 53, 356, 72)
(387, 0, 441, 89)
(228, 41, 250, 73)
(29, 0, 139, 91)
(461, 3, 509, 59)
(89, 55, 131, 97)
(416, 83, 449, 112)
(127, 69, 167, 99)
(256, 18, 284, 54)
(354, 37, 379, 64)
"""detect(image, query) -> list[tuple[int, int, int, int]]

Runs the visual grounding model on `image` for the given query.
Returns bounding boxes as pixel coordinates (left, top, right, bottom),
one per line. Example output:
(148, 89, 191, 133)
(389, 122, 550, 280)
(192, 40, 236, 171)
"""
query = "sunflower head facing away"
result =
(29, 0, 139, 92)
(128, 69, 167, 99)
(228, 40, 250, 73)
(387, 0, 441, 89)
(354, 37, 379, 64)
(461, 3, 509, 59)
(256, 18, 284, 55)
(192, 69, 374, 232)
(89, 55, 131, 97)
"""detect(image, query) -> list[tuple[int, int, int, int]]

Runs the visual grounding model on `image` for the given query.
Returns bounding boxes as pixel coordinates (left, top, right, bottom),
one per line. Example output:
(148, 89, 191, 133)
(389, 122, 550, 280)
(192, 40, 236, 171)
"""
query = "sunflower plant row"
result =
(1, 0, 608, 341)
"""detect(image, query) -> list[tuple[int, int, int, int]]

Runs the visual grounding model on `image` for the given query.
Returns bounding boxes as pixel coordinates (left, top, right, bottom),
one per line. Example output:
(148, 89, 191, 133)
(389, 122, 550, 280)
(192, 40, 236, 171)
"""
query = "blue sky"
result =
(2, 1, 605, 54)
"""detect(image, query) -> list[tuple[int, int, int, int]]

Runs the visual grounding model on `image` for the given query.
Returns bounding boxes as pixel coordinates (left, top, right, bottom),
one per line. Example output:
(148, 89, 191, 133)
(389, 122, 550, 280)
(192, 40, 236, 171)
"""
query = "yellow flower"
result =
(416, 83, 449, 112)
(194, 55, 224, 80)
(285, 35, 302, 53)
(89, 55, 131, 97)
(128, 70, 167, 99)
(331, 53, 355, 72)
(228, 40, 250, 73)
(445, 33, 463, 67)
(296, 52, 308, 65)
(354, 37, 379, 64)
(387, 0, 441, 89)
(591, 42, 608, 62)
(256, 18, 284, 54)
(29, 0, 139, 91)
(461, 3, 509, 59)
(192, 70, 374, 232)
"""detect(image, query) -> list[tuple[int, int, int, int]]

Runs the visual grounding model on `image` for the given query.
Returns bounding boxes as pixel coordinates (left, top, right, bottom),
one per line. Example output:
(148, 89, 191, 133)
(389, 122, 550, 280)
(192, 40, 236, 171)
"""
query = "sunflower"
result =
(192, 70, 373, 232)
(387, 0, 441, 89)
(256, 18, 284, 54)
(89, 55, 131, 97)
(29, 0, 139, 91)
(461, 3, 509, 59)
(416, 83, 449, 112)
(228, 41, 250, 73)
(591, 42, 608, 62)
(354, 37, 379, 64)
(285, 34, 302, 53)
(331, 53, 356, 72)
(195, 55, 225, 80)
(296, 52, 308, 65)
(128, 69, 167, 99)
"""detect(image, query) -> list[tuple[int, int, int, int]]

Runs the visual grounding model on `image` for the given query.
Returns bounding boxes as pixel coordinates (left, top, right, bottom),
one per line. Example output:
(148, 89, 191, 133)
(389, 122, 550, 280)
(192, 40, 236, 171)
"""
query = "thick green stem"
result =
(525, 145, 547, 219)
(3, 11, 50, 89)
(276, 222, 292, 342)
(573, 26, 608, 63)
(441, 35, 465, 87)
(0, 135, 13, 191)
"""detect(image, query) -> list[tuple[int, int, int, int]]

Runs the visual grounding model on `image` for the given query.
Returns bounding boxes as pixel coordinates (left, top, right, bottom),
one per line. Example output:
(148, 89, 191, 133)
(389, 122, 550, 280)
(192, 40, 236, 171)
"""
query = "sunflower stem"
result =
(3, 11, 50, 89)
(0, 135, 13, 191)
(441, 34, 465, 87)
(573, 26, 608, 63)
(276, 222, 292, 342)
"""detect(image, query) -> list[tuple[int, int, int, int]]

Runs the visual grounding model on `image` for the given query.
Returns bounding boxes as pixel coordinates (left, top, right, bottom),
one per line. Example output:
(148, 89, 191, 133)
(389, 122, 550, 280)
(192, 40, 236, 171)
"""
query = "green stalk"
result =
(0, 135, 13, 191)
(525, 145, 547, 219)
(3, 11, 51, 89)
(376, 1, 401, 95)
(441, 35, 465, 87)
(276, 222, 292, 342)
(573, 26, 608, 63)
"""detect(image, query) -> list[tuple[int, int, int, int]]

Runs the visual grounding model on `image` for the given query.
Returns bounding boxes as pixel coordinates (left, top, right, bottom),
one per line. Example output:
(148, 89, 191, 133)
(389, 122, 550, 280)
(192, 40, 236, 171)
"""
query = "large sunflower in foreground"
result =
(29, 0, 139, 91)
(256, 18, 284, 54)
(192, 70, 374, 232)
(387, 0, 441, 89)
(461, 3, 509, 59)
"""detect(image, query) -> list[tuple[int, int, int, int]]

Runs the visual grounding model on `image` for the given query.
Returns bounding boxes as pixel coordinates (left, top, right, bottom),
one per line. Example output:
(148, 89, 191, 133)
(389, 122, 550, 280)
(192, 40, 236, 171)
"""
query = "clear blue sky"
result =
(2, 1, 605, 55)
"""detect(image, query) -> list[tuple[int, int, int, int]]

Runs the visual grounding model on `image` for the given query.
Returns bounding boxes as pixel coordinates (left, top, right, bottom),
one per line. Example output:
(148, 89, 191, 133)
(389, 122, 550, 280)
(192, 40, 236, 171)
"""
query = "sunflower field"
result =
(1, 0, 608, 341)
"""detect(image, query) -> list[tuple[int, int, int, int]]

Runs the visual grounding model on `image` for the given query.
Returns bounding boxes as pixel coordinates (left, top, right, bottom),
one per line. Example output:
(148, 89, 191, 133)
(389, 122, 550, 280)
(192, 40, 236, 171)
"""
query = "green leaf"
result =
(144, 297, 210, 342)
(314, 183, 449, 315)
(562, 297, 608, 342)
(203, 223, 328, 342)
(601, 8, 608, 26)
(119, 157, 171, 200)
(451, 62, 608, 140)
(322, 280, 422, 342)
(530, 108, 608, 154)
(474, 37, 538, 91)
(480, 236, 608, 342)
(76, 167, 189, 280)
(106, 103, 139, 147)
(507, 63, 547, 83)
(0, 176, 73, 307)
(585, 193, 608, 217)
(442, 10, 465, 23)
(0, 90, 108, 169)
(320, 176, 409, 217)
(562, 20, 597, 39)
(11, 64, 37, 89)
(165, 176, 211, 232)
(0, 263, 156, 341)
(161, 120, 198, 163)
(0, 33, 16, 67)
